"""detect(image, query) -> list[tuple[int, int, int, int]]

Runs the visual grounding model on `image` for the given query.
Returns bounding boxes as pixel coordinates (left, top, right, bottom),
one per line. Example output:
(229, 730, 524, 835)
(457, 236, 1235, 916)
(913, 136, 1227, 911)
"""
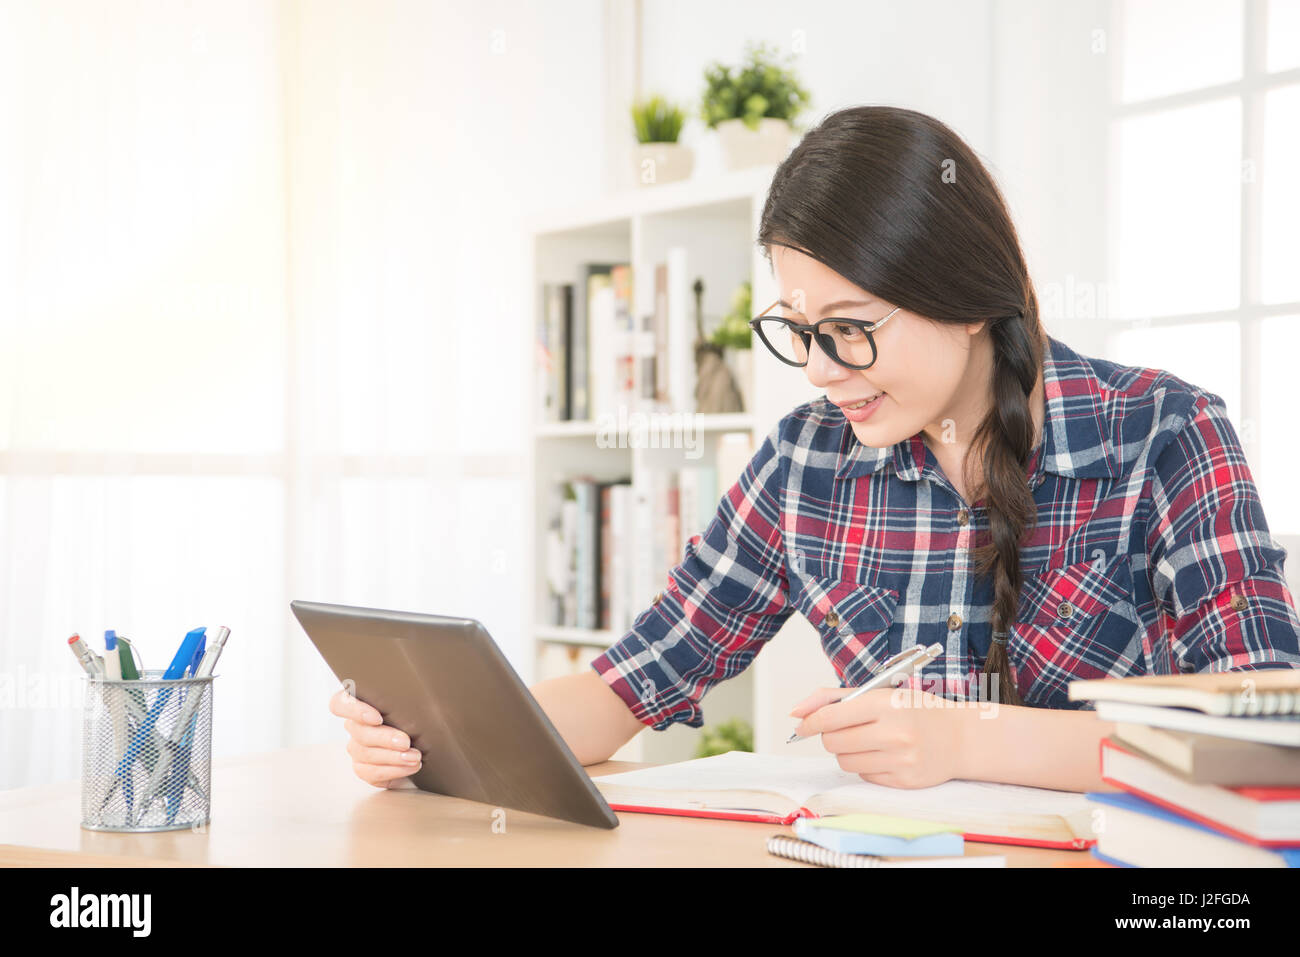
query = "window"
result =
(1107, 0, 1300, 533)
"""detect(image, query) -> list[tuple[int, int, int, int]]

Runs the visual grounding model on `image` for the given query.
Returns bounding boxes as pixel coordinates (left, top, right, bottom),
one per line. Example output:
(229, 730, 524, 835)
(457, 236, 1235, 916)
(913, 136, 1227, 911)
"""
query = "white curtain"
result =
(0, 0, 605, 789)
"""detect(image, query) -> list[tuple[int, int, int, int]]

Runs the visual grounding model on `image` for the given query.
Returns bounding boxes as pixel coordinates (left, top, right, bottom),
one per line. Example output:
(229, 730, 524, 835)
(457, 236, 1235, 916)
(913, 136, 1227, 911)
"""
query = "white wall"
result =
(0, 0, 612, 788)
(277, 0, 611, 746)
(637, 0, 995, 184)
(992, 0, 1112, 359)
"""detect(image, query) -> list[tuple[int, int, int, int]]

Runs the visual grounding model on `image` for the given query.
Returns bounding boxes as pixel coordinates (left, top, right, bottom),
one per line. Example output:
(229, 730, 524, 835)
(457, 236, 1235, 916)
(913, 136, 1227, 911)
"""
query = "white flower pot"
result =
(724, 347, 753, 413)
(634, 141, 694, 186)
(716, 117, 792, 171)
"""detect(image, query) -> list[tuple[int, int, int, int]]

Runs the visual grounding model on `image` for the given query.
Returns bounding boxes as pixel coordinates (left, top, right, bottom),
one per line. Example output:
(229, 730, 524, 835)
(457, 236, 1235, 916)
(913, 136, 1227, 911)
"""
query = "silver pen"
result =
(787, 642, 944, 744)
(67, 633, 102, 677)
(132, 626, 230, 824)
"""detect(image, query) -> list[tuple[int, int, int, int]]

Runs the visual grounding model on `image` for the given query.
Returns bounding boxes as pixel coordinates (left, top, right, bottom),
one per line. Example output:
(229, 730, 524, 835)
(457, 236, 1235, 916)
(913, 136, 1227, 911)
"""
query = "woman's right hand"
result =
(329, 687, 423, 789)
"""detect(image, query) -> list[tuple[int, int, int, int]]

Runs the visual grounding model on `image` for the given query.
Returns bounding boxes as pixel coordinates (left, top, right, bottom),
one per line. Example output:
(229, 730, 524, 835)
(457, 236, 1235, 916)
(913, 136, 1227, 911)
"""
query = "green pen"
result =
(116, 636, 154, 763)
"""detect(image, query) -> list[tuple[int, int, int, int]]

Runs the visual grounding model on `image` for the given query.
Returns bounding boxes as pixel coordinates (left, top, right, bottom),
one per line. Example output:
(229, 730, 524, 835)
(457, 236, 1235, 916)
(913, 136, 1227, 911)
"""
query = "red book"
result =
(1099, 737, 1300, 847)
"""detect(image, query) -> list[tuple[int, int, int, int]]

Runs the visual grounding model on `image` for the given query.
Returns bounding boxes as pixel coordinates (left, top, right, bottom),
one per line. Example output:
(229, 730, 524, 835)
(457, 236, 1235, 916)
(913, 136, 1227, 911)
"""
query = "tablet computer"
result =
(291, 599, 619, 829)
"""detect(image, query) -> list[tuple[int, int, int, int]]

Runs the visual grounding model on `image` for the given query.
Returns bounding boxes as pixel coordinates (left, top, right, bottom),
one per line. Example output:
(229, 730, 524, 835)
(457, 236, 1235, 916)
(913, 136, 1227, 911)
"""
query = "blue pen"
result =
(165, 631, 208, 823)
(182, 630, 205, 678)
(113, 627, 205, 821)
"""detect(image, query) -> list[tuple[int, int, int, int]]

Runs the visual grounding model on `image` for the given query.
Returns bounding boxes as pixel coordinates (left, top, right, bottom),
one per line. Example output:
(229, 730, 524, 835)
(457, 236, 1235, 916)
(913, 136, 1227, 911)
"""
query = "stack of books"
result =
(542, 434, 753, 635)
(1069, 670, 1300, 867)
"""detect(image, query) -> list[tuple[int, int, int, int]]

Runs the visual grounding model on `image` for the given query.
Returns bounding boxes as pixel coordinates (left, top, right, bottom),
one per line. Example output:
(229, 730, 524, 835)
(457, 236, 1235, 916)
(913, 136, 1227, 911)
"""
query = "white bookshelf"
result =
(525, 163, 831, 765)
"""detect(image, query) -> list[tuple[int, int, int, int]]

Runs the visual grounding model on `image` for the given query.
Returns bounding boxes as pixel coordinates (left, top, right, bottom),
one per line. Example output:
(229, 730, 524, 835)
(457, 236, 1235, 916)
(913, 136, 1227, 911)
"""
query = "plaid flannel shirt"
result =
(590, 334, 1300, 730)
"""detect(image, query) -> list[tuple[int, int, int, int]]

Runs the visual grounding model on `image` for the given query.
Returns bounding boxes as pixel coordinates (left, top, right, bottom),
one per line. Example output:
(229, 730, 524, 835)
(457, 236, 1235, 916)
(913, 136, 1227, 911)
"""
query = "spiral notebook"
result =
(592, 751, 1095, 849)
(765, 834, 1006, 868)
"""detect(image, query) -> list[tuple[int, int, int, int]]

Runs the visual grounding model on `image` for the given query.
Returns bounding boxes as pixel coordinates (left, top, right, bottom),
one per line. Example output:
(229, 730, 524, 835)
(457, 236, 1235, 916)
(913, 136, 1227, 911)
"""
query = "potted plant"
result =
(700, 41, 811, 170)
(695, 717, 754, 758)
(630, 94, 693, 186)
(711, 280, 754, 413)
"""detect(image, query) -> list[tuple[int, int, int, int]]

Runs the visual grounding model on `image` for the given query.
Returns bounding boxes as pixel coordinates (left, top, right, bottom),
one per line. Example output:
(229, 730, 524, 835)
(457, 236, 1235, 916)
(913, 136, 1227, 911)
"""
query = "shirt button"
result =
(947, 613, 962, 630)
(825, 611, 841, 628)
(1058, 601, 1074, 619)
(1231, 595, 1248, 611)
(957, 509, 970, 526)
(652, 591, 663, 605)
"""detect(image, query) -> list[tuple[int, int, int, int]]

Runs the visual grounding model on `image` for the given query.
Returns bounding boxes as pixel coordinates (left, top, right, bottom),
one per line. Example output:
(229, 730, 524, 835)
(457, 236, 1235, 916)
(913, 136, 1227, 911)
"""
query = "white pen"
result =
(104, 632, 127, 782)
(787, 642, 945, 744)
(193, 625, 230, 680)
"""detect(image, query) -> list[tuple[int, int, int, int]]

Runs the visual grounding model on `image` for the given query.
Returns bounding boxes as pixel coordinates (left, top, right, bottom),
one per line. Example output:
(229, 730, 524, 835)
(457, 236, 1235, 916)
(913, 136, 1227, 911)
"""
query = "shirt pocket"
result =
(792, 565, 901, 687)
(1006, 552, 1145, 708)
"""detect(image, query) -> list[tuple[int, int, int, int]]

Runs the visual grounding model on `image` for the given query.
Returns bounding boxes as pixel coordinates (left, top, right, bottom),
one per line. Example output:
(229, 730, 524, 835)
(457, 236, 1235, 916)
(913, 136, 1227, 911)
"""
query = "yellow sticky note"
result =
(808, 813, 960, 839)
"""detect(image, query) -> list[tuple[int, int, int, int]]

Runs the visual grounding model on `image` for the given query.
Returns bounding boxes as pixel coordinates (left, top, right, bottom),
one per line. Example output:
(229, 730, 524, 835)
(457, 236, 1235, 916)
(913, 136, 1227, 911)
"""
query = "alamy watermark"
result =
(596, 408, 704, 459)
(0, 667, 84, 710)
(888, 670, 1002, 719)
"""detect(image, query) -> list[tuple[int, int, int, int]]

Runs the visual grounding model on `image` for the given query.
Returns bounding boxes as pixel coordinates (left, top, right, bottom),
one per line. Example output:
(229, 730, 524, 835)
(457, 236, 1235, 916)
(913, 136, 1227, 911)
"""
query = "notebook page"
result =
(816, 776, 1092, 818)
(593, 751, 861, 806)
(594, 751, 1091, 826)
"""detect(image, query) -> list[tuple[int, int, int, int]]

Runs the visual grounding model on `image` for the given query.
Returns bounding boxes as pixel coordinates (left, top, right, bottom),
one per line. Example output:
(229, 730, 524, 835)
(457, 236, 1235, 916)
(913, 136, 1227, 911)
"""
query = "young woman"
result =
(332, 106, 1300, 794)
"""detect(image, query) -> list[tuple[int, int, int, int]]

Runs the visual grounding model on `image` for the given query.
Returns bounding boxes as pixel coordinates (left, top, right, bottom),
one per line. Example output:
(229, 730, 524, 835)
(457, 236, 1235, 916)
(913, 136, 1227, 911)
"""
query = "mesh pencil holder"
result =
(80, 669, 216, 833)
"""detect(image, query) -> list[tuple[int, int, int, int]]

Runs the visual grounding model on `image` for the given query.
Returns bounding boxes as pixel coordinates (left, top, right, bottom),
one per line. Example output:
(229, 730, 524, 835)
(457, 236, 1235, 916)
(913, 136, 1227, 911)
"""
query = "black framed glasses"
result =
(748, 297, 901, 371)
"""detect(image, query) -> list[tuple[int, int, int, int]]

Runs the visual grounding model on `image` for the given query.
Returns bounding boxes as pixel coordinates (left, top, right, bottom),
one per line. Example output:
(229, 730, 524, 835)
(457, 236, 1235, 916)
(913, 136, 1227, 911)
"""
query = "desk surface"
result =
(0, 742, 1105, 867)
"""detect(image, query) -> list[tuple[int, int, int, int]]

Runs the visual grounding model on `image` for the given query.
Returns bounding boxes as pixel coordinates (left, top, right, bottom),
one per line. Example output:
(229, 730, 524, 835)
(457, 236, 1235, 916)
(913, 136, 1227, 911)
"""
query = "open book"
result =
(592, 751, 1096, 849)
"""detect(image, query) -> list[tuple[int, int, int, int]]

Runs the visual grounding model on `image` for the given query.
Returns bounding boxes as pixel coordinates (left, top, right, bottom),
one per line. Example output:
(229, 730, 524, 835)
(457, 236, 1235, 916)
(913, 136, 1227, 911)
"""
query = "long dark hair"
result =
(758, 105, 1045, 706)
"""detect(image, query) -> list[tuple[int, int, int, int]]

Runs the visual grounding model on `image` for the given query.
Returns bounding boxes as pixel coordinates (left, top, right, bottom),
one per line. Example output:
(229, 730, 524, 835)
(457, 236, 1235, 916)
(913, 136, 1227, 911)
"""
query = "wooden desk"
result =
(0, 742, 1100, 867)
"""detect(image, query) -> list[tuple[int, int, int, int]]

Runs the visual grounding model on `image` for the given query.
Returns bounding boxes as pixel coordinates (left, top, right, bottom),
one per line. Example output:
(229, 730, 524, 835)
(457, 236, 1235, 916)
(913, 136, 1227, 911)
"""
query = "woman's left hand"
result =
(789, 685, 969, 788)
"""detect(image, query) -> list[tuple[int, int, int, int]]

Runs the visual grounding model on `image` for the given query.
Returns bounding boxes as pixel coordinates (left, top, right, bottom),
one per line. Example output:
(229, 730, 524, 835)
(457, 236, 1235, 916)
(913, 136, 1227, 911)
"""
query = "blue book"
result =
(1086, 790, 1300, 867)
(793, 815, 965, 857)
(1090, 845, 1136, 867)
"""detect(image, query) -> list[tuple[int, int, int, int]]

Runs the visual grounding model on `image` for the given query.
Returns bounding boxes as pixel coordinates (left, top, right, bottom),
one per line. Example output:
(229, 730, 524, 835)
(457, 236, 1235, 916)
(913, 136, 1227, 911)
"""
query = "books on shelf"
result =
(586, 271, 613, 425)
(535, 250, 722, 426)
(537, 283, 572, 421)
(665, 246, 693, 415)
(1071, 669, 1300, 866)
(543, 461, 723, 636)
(568, 263, 617, 422)
(545, 476, 624, 632)
(648, 263, 669, 406)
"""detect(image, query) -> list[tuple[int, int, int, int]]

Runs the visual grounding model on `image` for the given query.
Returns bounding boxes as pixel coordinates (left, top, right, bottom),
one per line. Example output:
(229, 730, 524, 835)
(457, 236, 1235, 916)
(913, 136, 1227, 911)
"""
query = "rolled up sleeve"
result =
(1146, 394, 1300, 673)
(589, 420, 795, 731)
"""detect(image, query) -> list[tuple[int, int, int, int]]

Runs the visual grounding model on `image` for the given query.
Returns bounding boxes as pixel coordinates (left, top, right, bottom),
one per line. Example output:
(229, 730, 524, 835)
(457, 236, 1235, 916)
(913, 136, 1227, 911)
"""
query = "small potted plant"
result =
(700, 41, 811, 170)
(630, 94, 693, 186)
